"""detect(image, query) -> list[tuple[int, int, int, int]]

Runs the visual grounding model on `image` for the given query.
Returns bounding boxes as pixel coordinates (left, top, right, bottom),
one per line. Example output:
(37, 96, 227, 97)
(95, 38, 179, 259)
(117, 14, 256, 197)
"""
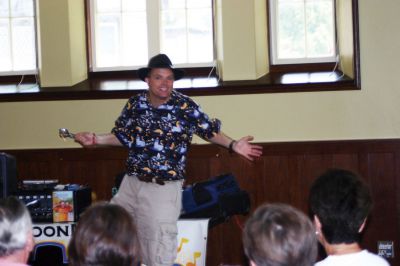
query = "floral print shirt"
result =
(112, 90, 221, 181)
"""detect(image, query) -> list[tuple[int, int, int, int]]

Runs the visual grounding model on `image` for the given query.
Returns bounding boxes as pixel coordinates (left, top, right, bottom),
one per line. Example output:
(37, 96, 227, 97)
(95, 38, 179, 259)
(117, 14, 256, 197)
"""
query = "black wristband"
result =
(229, 140, 236, 154)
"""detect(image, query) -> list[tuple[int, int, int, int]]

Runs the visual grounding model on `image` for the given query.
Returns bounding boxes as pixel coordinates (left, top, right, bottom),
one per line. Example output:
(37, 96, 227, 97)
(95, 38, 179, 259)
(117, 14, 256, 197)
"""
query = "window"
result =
(0, 0, 360, 101)
(89, 0, 214, 72)
(269, 0, 336, 65)
(0, 0, 37, 76)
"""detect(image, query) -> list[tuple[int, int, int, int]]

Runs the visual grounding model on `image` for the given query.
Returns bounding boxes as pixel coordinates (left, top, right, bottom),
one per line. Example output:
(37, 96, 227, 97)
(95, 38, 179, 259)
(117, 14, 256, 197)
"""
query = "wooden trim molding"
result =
(0, 71, 357, 102)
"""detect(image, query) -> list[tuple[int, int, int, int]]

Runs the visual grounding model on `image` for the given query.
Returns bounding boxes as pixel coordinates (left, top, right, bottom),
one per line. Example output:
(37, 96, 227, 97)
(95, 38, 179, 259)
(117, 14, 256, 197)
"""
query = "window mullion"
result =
(304, 0, 308, 59)
(9, 14, 14, 71)
(185, 1, 189, 63)
(7, 0, 14, 71)
(118, 0, 123, 66)
(269, 0, 278, 64)
(89, 0, 97, 71)
(147, 0, 160, 58)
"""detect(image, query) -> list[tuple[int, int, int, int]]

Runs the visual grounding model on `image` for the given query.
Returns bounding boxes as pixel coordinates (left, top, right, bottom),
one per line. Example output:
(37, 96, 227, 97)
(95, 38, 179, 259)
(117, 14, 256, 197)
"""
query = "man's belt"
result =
(137, 175, 165, 185)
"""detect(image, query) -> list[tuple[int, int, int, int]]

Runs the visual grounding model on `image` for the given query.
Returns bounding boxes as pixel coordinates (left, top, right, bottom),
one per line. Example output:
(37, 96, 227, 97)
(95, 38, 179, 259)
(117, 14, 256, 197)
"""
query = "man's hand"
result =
(232, 136, 263, 161)
(74, 132, 97, 147)
(75, 132, 122, 147)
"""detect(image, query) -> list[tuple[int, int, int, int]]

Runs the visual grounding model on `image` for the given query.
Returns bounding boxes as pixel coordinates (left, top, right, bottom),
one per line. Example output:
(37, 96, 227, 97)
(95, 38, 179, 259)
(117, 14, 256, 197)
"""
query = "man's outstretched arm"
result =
(74, 132, 122, 147)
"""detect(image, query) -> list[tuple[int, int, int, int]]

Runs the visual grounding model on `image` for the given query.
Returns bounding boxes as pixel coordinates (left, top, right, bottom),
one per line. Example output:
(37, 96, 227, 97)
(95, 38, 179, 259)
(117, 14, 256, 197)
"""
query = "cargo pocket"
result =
(136, 219, 157, 265)
(156, 222, 178, 265)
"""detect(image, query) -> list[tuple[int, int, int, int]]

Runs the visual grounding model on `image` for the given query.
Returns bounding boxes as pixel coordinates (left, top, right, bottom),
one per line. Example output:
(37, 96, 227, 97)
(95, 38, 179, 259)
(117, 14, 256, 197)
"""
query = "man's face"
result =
(145, 68, 174, 107)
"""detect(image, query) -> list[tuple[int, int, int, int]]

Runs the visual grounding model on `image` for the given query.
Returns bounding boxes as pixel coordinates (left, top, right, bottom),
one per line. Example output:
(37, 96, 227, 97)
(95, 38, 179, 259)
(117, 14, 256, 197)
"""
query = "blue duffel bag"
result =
(180, 173, 250, 227)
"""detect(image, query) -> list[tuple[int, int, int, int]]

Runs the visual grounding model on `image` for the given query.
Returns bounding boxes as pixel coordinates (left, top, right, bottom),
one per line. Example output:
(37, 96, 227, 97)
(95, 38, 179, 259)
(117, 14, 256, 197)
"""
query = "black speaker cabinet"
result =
(0, 152, 18, 198)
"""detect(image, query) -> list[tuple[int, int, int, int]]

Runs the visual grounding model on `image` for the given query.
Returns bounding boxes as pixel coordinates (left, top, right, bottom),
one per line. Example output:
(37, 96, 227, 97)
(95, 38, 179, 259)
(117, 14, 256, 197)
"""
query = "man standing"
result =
(0, 197, 34, 266)
(75, 54, 263, 266)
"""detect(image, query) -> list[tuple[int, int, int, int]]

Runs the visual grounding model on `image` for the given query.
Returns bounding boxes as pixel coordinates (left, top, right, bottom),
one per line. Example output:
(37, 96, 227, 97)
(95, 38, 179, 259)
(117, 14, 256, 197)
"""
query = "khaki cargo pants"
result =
(111, 174, 183, 266)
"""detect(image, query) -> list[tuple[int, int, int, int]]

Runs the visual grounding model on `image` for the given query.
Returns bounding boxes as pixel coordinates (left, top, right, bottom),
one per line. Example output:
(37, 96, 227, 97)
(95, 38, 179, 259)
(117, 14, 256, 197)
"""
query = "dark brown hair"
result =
(68, 202, 140, 266)
(309, 168, 372, 244)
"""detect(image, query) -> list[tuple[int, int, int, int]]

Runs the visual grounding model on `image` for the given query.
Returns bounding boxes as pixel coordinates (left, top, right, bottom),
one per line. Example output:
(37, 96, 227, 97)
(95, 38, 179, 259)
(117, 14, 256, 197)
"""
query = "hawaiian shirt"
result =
(112, 90, 221, 181)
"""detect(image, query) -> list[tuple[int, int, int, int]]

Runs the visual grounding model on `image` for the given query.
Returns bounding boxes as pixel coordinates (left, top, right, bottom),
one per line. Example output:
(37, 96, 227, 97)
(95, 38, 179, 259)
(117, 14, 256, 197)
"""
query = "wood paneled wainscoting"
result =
(4, 139, 400, 266)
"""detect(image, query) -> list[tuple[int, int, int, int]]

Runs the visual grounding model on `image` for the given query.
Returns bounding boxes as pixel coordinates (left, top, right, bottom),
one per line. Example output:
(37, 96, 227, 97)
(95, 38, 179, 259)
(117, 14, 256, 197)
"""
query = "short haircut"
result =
(0, 196, 32, 257)
(309, 168, 372, 244)
(243, 203, 317, 266)
(68, 202, 140, 266)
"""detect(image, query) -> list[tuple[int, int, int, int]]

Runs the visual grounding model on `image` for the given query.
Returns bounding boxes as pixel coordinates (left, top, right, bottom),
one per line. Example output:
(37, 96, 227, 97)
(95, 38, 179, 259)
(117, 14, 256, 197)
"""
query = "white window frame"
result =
(0, 0, 38, 76)
(269, 0, 337, 65)
(89, 0, 214, 72)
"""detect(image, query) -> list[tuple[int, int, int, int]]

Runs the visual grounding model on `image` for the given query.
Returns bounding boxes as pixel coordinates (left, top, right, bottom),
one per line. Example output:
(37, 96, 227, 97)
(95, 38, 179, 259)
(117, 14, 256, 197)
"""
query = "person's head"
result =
(0, 196, 34, 262)
(309, 168, 372, 245)
(68, 202, 140, 266)
(138, 54, 184, 106)
(243, 203, 317, 266)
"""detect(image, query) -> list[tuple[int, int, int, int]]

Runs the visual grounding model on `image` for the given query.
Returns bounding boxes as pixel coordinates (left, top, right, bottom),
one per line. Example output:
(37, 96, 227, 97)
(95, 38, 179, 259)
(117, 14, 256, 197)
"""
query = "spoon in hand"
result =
(59, 128, 75, 140)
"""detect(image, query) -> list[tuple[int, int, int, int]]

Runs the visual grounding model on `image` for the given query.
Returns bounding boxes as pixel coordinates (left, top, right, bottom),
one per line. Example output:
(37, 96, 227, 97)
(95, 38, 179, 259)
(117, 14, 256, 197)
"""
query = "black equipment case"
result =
(180, 173, 250, 227)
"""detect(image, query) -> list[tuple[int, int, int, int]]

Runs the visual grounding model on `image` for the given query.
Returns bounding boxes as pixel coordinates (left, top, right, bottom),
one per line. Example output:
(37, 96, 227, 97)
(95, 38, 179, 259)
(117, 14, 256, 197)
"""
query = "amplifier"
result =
(16, 186, 92, 223)
(16, 190, 53, 223)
